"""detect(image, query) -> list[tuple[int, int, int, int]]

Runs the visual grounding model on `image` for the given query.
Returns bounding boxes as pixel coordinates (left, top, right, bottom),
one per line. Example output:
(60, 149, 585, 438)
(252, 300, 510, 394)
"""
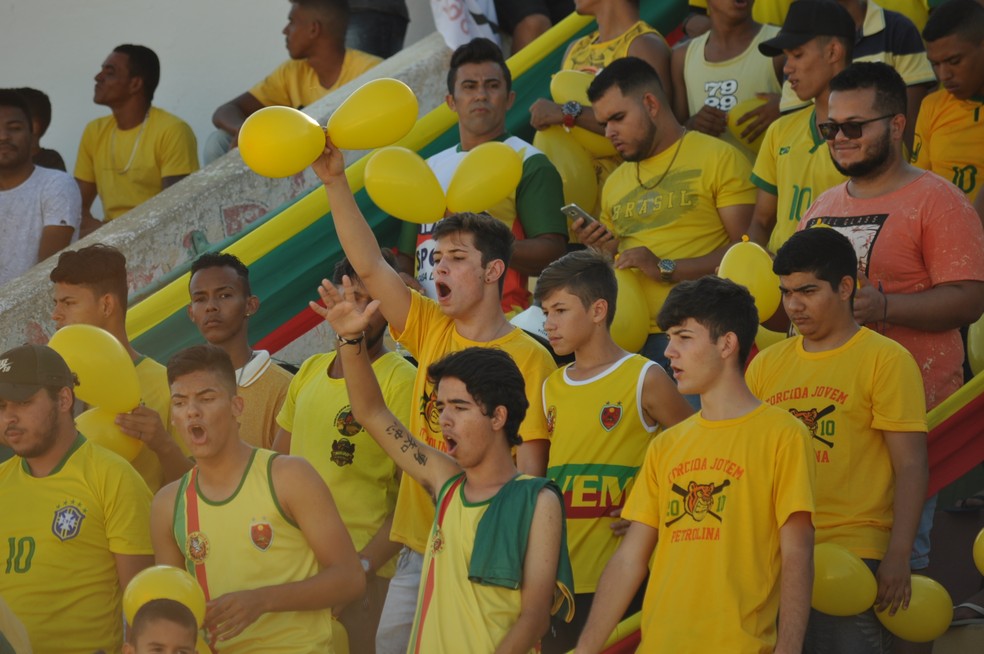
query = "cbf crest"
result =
(52, 501, 86, 541)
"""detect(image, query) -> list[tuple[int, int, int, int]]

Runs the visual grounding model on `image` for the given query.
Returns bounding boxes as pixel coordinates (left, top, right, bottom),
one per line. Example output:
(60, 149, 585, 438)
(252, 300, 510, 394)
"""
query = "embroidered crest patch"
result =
(51, 502, 85, 541)
(600, 403, 622, 431)
(186, 531, 210, 564)
(250, 520, 273, 551)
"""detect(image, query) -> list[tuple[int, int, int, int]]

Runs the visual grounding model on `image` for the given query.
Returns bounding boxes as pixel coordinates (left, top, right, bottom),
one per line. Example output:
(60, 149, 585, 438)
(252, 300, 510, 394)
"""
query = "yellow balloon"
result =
(327, 78, 418, 150)
(124, 565, 207, 628)
(549, 70, 617, 157)
(811, 543, 878, 616)
(238, 106, 325, 178)
(717, 238, 781, 322)
(876, 575, 953, 642)
(974, 527, 984, 576)
(364, 147, 445, 224)
(76, 407, 144, 461)
(612, 268, 650, 353)
(967, 314, 984, 375)
(727, 97, 769, 154)
(533, 127, 597, 212)
(332, 617, 350, 654)
(48, 324, 140, 411)
(446, 142, 523, 213)
(196, 633, 210, 653)
(755, 325, 787, 351)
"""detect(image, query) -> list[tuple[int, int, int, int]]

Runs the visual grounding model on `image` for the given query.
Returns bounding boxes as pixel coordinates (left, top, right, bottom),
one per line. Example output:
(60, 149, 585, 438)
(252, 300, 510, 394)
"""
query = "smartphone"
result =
(561, 203, 597, 226)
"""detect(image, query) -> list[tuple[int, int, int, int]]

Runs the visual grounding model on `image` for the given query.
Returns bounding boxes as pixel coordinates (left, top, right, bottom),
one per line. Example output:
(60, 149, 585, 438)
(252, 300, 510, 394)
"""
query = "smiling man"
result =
(151, 344, 365, 652)
(747, 227, 928, 652)
(574, 56, 754, 369)
(0, 344, 153, 654)
(396, 37, 567, 317)
(187, 253, 293, 449)
(574, 275, 815, 654)
(75, 44, 198, 234)
(913, 0, 984, 202)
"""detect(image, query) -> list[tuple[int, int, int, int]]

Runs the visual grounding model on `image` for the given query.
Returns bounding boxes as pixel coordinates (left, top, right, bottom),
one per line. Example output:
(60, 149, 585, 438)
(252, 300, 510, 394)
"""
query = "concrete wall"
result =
(0, 33, 453, 354)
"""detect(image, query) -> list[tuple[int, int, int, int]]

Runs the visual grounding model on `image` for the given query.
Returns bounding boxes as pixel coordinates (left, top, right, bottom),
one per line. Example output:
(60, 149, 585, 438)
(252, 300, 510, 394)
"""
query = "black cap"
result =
(0, 345, 77, 402)
(759, 0, 856, 57)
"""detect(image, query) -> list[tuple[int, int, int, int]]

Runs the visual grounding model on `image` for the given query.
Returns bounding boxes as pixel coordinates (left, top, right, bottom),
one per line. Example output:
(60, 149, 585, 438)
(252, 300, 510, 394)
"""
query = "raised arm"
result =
(311, 136, 413, 333)
(310, 276, 461, 496)
(205, 456, 366, 642)
(494, 488, 563, 654)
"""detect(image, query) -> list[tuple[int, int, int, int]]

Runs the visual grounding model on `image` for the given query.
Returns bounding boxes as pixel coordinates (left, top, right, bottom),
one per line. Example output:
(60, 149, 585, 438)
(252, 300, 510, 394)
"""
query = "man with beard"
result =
(799, 62, 984, 605)
(0, 344, 153, 653)
(574, 56, 755, 368)
(272, 253, 415, 654)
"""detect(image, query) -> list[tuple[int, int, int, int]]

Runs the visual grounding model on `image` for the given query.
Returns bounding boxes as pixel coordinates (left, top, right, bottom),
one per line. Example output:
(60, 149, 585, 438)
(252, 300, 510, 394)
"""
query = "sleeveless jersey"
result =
(563, 21, 662, 75)
(544, 354, 658, 593)
(172, 449, 334, 653)
(409, 474, 530, 654)
(684, 24, 782, 158)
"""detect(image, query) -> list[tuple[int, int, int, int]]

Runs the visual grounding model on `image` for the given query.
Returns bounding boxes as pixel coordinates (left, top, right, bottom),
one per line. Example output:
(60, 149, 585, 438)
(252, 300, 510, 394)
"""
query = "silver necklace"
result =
(110, 111, 149, 174)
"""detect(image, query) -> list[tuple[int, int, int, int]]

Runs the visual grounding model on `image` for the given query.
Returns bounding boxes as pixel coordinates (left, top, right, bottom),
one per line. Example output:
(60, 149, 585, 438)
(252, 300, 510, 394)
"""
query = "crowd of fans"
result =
(2, 0, 984, 653)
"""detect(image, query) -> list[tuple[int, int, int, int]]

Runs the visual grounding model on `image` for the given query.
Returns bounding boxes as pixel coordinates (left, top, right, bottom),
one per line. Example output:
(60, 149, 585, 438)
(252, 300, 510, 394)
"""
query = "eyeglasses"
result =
(817, 115, 895, 140)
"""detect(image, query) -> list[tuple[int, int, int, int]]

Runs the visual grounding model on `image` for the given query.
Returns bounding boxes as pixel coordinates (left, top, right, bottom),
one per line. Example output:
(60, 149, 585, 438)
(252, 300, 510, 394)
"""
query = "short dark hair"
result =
(292, 0, 351, 40)
(829, 62, 907, 118)
(332, 248, 398, 285)
(657, 276, 758, 366)
(50, 244, 129, 307)
(0, 89, 32, 131)
(15, 88, 50, 134)
(432, 212, 514, 293)
(191, 252, 252, 296)
(773, 227, 858, 298)
(113, 44, 161, 103)
(167, 344, 237, 394)
(587, 56, 666, 104)
(427, 347, 528, 446)
(534, 250, 617, 327)
(128, 599, 197, 645)
(447, 37, 513, 94)
(923, 0, 984, 43)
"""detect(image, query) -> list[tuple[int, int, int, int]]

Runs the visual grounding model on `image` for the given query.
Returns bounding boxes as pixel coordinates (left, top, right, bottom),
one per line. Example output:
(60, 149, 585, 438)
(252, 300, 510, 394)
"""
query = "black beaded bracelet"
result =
(336, 331, 366, 353)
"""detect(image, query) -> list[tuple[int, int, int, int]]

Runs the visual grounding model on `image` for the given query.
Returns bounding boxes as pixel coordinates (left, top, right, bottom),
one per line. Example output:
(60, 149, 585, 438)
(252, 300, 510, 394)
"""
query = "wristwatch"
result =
(561, 100, 583, 129)
(658, 258, 676, 283)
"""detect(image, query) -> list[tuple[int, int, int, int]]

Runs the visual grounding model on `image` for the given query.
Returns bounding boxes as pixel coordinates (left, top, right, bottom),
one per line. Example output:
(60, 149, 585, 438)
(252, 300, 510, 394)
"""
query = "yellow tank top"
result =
(409, 475, 531, 654)
(563, 21, 662, 74)
(172, 449, 335, 653)
(683, 24, 782, 158)
(545, 354, 658, 593)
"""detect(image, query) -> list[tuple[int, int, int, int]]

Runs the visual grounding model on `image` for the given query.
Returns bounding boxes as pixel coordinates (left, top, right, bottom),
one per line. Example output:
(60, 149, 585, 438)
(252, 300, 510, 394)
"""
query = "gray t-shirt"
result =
(0, 165, 81, 286)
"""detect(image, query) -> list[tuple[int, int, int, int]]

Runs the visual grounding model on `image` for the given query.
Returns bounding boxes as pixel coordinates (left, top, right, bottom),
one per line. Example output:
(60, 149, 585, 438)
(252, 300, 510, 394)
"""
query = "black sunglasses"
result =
(817, 114, 895, 141)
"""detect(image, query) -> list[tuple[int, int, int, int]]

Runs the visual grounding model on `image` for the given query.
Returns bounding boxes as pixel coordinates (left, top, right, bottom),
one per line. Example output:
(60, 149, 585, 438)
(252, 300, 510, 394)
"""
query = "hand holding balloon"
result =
(874, 550, 912, 614)
(310, 133, 348, 186)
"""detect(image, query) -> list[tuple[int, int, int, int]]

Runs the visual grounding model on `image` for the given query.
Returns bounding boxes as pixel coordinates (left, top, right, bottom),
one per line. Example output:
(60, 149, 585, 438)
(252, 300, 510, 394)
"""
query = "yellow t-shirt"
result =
(390, 292, 556, 554)
(129, 355, 188, 492)
(683, 24, 782, 160)
(0, 436, 153, 654)
(171, 449, 334, 653)
(623, 403, 815, 653)
(746, 328, 927, 559)
(408, 474, 531, 654)
(912, 89, 984, 202)
(238, 359, 293, 450)
(249, 49, 382, 109)
(277, 350, 415, 578)
(74, 106, 199, 220)
(544, 354, 658, 593)
(563, 21, 662, 75)
(750, 106, 846, 253)
(601, 131, 755, 332)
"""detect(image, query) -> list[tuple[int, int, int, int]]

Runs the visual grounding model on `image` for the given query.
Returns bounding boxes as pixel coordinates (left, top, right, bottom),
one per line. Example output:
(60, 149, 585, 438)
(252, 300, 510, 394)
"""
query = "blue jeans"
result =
(375, 547, 422, 654)
(803, 559, 893, 653)
(910, 494, 937, 570)
(346, 11, 408, 59)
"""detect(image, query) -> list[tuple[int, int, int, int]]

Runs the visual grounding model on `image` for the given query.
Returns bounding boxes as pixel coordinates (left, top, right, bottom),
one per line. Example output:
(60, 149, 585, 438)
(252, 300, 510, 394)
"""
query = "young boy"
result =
(534, 250, 693, 652)
(124, 598, 198, 654)
(311, 277, 572, 653)
(574, 276, 816, 654)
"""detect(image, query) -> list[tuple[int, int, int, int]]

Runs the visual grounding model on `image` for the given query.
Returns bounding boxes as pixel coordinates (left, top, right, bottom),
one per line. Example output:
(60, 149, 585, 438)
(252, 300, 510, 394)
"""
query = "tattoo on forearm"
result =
(386, 423, 427, 466)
